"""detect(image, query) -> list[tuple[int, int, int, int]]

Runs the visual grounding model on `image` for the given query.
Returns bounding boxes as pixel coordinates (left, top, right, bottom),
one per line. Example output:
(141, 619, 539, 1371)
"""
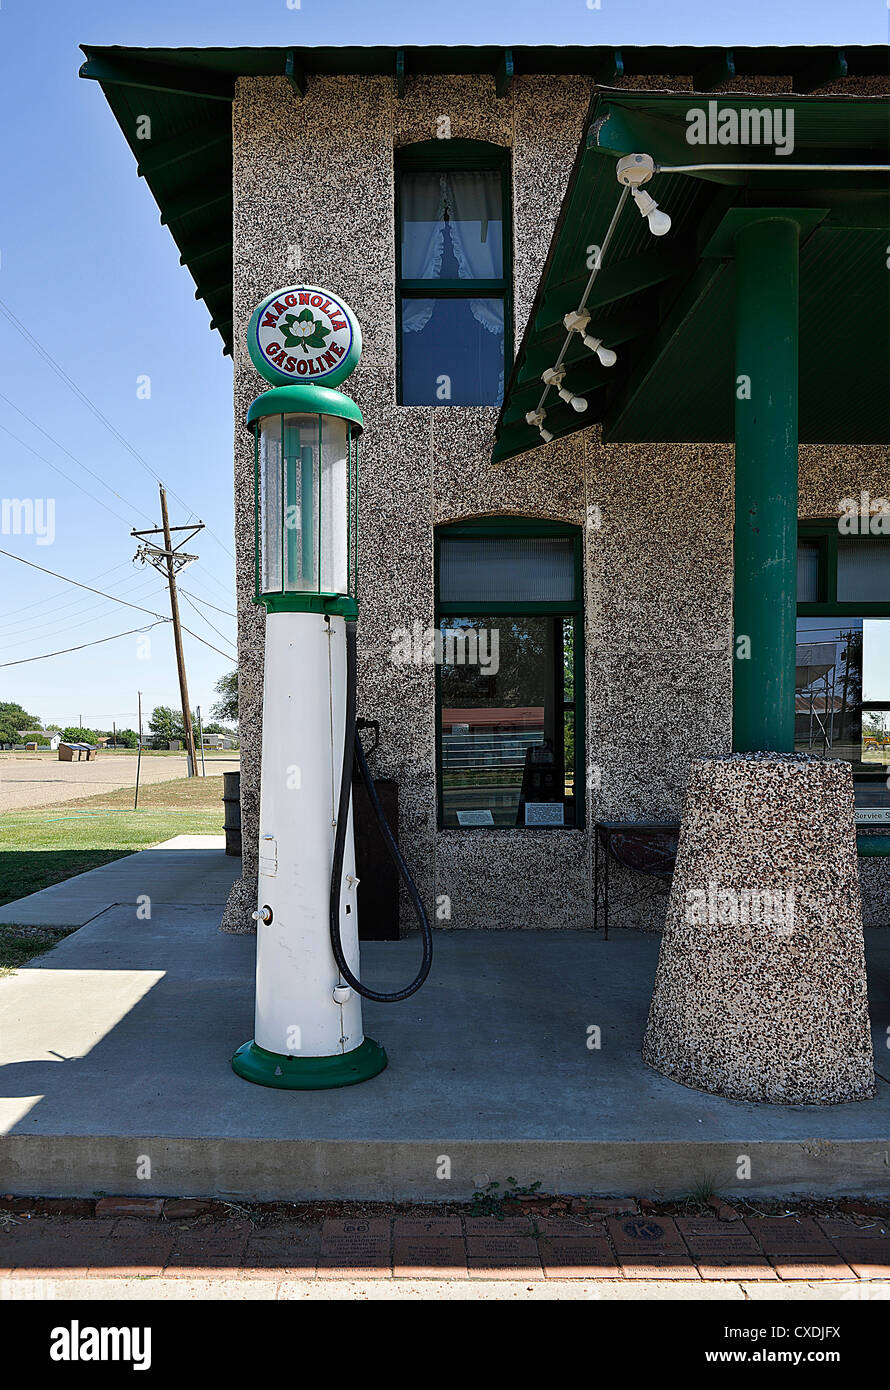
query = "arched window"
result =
(396, 140, 512, 407)
(435, 518, 584, 829)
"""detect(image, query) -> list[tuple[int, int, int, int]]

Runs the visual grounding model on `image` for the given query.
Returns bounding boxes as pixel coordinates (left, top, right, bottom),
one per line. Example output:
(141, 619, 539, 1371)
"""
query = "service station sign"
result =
(247, 284, 362, 389)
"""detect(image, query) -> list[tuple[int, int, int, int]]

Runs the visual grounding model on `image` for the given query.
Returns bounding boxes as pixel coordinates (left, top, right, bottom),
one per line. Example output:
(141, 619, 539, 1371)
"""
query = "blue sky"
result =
(0, 0, 884, 732)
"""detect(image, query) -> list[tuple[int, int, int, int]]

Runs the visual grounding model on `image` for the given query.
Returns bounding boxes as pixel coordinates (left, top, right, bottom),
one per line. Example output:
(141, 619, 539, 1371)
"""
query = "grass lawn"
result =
(0, 926, 76, 977)
(0, 775, 226, 908)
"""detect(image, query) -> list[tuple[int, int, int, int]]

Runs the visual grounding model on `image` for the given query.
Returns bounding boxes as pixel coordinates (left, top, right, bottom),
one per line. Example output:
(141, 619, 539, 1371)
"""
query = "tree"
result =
(211, 670, 238, 725)
(203, 721, 234, 735)
(147, 706, 177, 750)
(62, 726, 98, 745)
(0, 702, 42, 745)
(114, 728, 139, 749)
(147, 706, 198, 749)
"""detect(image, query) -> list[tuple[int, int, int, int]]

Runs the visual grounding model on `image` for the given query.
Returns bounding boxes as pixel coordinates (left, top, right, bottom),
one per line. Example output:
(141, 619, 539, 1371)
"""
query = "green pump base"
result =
(231, 1037, 387, 1090)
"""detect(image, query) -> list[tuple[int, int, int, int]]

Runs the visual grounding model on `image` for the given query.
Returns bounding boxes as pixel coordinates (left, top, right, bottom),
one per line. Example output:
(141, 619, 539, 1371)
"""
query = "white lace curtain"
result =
(401, 172, 504, 338)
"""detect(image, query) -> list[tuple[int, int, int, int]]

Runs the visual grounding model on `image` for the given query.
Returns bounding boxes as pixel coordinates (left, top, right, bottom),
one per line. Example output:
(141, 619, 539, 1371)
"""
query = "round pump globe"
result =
(247, 285, 362, 389)
(247, 383, 363, 618)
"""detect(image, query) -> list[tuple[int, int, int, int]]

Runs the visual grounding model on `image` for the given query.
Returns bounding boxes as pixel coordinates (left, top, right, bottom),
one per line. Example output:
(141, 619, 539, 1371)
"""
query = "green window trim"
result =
(797, 519, 890, 619)
(395, 139, 513, 408)
(434, 517, 585, 832)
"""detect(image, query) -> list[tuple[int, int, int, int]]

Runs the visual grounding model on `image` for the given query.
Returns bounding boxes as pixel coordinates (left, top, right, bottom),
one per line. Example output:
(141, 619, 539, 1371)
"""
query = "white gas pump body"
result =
(253, 608, 363, 1059)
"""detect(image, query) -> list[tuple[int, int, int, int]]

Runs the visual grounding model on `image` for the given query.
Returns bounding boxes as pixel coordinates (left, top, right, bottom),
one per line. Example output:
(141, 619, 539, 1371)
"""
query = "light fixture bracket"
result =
(616, 152, 656, 187)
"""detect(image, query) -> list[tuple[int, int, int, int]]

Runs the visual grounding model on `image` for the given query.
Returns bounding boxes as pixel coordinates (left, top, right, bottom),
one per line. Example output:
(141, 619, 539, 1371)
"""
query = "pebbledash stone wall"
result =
(221, 71, 890, 934)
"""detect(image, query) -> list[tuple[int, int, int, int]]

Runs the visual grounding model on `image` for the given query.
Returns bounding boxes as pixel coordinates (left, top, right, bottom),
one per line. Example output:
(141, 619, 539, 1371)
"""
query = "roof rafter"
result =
(79, 55, 234, 102)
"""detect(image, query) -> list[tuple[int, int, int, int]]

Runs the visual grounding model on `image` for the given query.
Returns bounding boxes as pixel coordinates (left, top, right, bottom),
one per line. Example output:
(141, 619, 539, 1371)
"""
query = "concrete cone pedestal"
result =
(642, 754, 874, 1105)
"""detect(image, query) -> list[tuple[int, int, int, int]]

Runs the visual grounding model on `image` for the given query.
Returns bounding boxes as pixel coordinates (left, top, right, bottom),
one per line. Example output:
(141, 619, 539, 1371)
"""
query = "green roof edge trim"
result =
(78, 44, 889, 364)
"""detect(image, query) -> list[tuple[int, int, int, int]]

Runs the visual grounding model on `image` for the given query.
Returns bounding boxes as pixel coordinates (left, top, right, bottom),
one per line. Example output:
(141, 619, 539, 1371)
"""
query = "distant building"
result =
(201, 733, 237, 750)
(17, 730, 61, 750)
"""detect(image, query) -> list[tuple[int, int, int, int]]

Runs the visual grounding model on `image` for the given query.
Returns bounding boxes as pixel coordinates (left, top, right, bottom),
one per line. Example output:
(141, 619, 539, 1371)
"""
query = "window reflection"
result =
(440, 615, 576, 828)
(796, 617, 890, 822)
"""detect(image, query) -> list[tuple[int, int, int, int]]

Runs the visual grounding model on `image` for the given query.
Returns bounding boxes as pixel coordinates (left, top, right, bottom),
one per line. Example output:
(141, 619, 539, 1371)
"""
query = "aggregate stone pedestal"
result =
(642, 754, 874, 1104)
(220, 875, 258, 935)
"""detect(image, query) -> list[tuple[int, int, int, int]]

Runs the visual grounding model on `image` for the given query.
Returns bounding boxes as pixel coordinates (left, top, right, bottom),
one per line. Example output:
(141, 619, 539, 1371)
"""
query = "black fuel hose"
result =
(329, 618, 433, 1002)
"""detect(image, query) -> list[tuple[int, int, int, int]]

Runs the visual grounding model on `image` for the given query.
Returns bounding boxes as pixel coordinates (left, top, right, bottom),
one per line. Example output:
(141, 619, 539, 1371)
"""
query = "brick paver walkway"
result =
(1, 1198, 888, 1284)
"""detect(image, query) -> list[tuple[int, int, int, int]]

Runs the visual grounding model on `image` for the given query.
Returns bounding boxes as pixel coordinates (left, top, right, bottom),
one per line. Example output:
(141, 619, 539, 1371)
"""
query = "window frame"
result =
(395, 139, 513, 407)
(796, 521, 890, 836)
(434, 517, 585, 832)
(797, 520, 890, 619)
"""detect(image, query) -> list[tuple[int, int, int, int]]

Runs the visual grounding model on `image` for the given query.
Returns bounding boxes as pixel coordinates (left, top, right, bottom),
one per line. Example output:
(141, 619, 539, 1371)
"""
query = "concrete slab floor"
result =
(0, 845, 888, 1200)
(0, 836, 236, 927)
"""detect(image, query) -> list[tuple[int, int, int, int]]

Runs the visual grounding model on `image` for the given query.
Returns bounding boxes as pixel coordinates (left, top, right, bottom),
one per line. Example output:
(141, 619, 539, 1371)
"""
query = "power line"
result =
(0, 388, 155, 525)
(0, 295, 235, 561)
(180, 590, 237, 647)
(178, 587, 236, 619)
(0, 548, 167, 620)
(180, 624, 238, 662)
(0, 581, 168, 649)
(0, 572, 163, 637)
(0, 560, 134, 626)
(181, 565, 236, 601)
(0, 548, 236, 663)
(0, 419, 132, 526)
(0, 621, 166, 668)
(0, 590, 165, 650)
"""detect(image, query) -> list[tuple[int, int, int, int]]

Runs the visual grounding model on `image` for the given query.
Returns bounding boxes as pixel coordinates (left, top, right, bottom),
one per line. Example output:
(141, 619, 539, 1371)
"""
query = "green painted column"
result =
(732, 216, 799, 753)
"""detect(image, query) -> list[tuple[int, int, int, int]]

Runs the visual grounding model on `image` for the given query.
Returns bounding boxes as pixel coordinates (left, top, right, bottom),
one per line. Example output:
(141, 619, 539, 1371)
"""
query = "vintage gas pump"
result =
(232, 285, 432, 1090)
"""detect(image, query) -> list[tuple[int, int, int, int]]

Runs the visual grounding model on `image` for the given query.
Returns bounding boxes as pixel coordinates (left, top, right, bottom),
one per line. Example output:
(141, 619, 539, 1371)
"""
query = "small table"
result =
(593, 820, 681, 938)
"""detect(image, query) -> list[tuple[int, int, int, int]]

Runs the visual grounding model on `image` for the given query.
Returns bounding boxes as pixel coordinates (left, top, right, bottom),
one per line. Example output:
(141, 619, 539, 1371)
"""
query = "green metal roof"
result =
(79, 44, 889, 387)
(494, 91, 890, 457)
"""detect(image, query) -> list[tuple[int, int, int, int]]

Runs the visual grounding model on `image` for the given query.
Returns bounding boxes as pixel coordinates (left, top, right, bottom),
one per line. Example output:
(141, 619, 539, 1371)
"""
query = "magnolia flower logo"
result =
(279, 308, 332, 353)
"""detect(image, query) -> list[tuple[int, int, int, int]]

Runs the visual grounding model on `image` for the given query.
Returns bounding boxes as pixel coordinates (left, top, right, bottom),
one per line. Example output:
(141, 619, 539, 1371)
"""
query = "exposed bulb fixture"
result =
(631, 186, 671, 237)
(542, 366, 588, 413)
(615, 154, 671, 236)
(563, 310, 618, 367)
(525, 408, 554, 443)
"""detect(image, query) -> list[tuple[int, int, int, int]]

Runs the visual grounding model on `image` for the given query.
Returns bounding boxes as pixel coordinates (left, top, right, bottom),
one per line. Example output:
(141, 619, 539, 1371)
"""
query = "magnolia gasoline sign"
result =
(247, 284, 362, 388)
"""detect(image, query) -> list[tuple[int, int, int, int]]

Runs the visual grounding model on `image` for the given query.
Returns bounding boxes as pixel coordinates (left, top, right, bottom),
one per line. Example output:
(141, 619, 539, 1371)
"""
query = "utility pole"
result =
(197, 705, 206, 777)
(135, 691, 143, 810)
(131, 486, 204, 778)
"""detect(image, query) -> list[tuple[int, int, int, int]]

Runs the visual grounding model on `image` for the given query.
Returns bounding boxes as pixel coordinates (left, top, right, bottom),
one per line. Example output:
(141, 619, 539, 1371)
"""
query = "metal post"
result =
(197, 705, 206, 776)
(134, 691, 143, 810)
(159, 485, 198, 776)
(732, 216, 799, 753)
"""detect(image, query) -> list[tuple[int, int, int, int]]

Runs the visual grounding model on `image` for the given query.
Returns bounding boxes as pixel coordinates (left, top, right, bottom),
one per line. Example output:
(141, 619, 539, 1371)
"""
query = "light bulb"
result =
(582, 334, 618, 367)
(647, 207, 672, 237)
(558, 389, 588, 413)
(564, 310, 617, 367)
(582, 335, 617, 367)
(632, 187, 671, 237)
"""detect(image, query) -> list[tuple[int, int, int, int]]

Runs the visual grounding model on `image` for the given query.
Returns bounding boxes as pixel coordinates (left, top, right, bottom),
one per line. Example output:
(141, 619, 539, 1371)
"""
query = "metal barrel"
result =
(222, 770, 242, 857)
